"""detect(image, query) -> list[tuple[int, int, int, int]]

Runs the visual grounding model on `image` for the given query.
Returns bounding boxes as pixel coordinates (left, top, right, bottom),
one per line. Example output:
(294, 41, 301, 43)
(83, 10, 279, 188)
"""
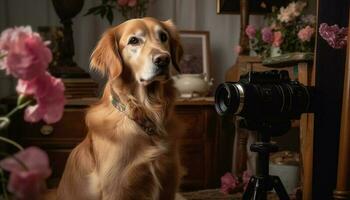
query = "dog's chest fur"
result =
(89, 118, 178, 199)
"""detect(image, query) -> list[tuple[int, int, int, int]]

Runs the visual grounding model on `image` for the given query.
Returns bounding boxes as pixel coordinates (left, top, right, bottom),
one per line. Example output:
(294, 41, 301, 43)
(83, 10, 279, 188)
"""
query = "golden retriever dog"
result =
(57, 17, 184, 200)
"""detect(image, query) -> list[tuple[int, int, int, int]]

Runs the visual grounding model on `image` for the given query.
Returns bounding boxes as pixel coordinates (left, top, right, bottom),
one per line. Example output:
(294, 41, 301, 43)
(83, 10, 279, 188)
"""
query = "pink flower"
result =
(117, 0, 128, 6)
(234, 45, 242, 54)
(245, 25, 256, 39)
(220, 172, 238, 194)
(278, 7, 294, 23)
(128, 0, 137, 7)
(117, 0, 137, 7)
(17, 72, 65, 124)
(319, 23, 348, 49)
(301, 14, 316, 25)
(242, 170, 252, 191)
(0, 26, 52, 80)
(277, 1, 307, 23)
(261, 27, 274, 44)
(0, 147, 51, 200)
(273, 31, 283, 47)
(298, 26, 315, 42)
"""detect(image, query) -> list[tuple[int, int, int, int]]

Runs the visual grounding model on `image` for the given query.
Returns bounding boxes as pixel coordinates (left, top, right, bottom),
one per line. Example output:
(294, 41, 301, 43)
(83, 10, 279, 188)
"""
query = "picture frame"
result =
(216, 0, 289, 14)
(178, 31, 211, 77)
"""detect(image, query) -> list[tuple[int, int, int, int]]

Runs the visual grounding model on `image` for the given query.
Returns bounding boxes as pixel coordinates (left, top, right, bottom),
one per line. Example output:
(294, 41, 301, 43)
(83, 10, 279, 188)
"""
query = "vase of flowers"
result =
(0, 26, 65, 199)
(244, 1, 316, 58)
(85, 0, 150, 24)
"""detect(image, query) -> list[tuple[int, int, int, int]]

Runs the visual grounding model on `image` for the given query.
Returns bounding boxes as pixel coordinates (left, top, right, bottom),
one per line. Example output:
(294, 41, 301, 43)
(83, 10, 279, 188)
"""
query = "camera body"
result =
(215, 70, 314, 123)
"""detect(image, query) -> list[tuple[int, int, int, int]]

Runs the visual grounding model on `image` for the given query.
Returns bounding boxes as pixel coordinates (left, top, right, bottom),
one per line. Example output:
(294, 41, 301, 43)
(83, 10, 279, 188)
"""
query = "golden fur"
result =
(57, 18, 184, 200)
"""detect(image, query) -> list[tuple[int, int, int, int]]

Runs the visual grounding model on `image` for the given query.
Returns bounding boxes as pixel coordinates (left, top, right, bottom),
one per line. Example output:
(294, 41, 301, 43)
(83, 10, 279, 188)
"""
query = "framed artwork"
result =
(178, 31, 211, 76)
(216, 0, 289, 14)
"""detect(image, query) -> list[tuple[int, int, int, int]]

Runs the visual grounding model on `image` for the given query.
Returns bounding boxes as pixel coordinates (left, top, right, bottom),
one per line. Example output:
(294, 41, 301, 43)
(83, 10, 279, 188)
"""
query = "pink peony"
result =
(234, 45, 242, 54)
(0, 147, 51, 200)
(273, 31, 284, 47)
(16, 72, 65, 124)
(298, 26, 315, 42)
(128, 0, 137, 7)
(117, 0, 137, 7)
(242, 170, 252, 191)
(319, 23, 348, 49)
(117, 0, 128, 6)
(261, 27, 274, 44)
(220, 172, 238, 194)
(0, 26, 52, 80)
(245, 25, 256, 39)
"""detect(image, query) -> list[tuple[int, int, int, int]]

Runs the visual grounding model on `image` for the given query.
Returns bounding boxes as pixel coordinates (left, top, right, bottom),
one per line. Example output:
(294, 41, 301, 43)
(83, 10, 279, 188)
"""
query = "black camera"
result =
(215, 70, 314, 122)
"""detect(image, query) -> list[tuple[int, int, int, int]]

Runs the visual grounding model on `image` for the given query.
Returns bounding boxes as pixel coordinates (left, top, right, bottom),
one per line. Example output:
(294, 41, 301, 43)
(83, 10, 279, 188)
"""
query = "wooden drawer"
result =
(46, 149, 71, 188)
(175, 107, 206, 139)
(180, 143, 205, 189)
(16, 109, 87, 147)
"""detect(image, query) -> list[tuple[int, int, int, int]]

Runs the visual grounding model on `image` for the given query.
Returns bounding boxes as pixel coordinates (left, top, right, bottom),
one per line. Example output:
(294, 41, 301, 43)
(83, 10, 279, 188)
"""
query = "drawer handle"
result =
(40, 125, 54, 136)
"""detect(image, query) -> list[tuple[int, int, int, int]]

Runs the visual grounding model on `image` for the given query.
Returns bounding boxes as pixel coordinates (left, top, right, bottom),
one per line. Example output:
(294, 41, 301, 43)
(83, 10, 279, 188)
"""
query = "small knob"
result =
(40, 125, 54, 136)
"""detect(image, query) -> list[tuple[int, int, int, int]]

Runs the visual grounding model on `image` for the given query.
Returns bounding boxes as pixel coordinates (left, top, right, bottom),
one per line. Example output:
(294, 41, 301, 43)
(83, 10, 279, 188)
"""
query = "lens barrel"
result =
(215, 83, 244, 116)
(214, 81, 313, 120)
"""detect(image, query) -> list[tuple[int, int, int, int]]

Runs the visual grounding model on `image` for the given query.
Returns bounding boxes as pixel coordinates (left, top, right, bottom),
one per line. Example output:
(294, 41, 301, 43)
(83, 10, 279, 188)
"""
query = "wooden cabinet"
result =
(8, 97, 234, 191)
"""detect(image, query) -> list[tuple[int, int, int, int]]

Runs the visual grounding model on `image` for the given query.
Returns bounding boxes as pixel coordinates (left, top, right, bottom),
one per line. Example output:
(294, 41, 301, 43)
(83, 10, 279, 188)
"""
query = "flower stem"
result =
(0, 169, 8, 200)
(0, 53, 6, 59)
(5, 100, 32, 118)
(0, 137, 23, 151)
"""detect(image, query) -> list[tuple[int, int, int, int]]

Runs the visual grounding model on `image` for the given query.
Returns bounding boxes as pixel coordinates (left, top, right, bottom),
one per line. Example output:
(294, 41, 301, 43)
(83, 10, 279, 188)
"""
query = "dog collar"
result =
(110, 92, 126, 112)
(110, 88, 158, 136)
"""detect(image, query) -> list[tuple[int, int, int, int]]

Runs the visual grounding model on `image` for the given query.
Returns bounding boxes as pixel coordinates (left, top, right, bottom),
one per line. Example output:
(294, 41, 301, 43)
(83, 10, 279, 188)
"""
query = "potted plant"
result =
(243, 1, 316, 58)
(85, 0, 151, 24)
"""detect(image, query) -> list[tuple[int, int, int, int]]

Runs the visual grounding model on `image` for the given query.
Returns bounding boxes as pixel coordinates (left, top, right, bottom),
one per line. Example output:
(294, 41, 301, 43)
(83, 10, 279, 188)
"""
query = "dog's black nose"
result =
(153, 54, 170, 68)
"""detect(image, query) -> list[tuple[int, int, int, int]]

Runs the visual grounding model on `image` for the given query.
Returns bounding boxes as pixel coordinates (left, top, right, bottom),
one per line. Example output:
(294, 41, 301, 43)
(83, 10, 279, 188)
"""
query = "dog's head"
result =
(91, 17, 183, 86)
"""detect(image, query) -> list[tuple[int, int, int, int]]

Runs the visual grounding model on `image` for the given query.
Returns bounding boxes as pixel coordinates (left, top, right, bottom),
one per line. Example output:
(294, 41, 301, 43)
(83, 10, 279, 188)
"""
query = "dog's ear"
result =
(90, 30, 123, 78)
(162, 20, 183, 73)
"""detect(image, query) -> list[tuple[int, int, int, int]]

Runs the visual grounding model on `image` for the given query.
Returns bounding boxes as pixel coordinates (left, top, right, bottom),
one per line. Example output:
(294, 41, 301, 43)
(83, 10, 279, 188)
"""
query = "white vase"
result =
(249, 39, 259, 56)
(172, 74, 214, 98)
(270, 47, 282, 57)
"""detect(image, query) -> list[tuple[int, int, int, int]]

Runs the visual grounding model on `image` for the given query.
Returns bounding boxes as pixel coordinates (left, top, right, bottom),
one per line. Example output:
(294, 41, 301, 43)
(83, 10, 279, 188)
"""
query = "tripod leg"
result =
(271, 176, 290, 200)
(243, 177, 256, 200)
(251, 178, 267, 200)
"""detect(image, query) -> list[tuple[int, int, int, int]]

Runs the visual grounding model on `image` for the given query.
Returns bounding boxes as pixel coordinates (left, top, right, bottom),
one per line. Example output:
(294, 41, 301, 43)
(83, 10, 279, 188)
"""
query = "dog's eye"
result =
(160, 32, 168, 42)
(128, 37, 140, 45)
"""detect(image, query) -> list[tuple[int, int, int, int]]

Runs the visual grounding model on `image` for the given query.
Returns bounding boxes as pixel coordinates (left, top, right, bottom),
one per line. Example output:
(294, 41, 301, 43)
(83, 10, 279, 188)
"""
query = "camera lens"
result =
(215, 83, 244, 116)
(214, 71, 314, 122)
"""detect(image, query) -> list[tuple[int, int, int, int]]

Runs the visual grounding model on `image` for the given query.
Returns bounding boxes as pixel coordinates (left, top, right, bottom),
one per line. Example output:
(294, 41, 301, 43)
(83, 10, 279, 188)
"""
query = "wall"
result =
(0, 0, 265, 97)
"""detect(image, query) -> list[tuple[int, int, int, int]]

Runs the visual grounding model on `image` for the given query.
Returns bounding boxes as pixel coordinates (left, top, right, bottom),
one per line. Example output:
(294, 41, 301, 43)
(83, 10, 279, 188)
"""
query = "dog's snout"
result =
(153, 54, 170, 68)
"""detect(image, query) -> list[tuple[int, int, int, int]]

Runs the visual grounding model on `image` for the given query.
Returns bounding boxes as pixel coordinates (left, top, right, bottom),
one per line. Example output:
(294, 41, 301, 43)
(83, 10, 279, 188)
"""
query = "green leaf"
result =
(100, 6, 107, 18)
(84, 6, 103, 16)
(107, 7, 114, 25)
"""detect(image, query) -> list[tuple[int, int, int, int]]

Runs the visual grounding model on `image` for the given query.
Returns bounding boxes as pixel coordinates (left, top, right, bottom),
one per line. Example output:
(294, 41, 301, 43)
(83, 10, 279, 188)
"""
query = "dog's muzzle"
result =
(153, 53, 170, 69)
(152, 53, 171, 80)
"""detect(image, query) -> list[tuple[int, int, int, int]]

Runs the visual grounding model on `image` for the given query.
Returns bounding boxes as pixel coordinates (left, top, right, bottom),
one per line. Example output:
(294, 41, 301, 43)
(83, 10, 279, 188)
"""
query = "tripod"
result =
(241, 120, 291, 200)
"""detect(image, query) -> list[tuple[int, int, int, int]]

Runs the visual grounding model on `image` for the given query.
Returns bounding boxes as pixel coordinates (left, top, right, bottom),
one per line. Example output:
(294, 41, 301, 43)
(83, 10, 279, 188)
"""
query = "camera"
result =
(215, 70, 314, 122)
(215, 70, 315, 199)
